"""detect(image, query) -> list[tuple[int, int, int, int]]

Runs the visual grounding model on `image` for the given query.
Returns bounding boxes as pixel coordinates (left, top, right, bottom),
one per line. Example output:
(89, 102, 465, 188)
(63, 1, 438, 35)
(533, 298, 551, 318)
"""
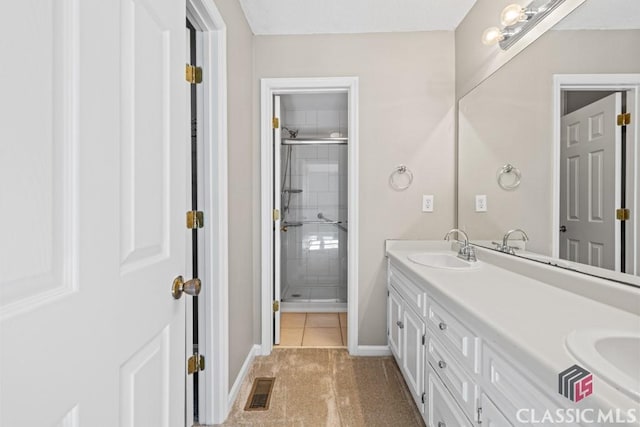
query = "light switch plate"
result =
(475, 195, 487, 212)
(422, 195, 434, 212)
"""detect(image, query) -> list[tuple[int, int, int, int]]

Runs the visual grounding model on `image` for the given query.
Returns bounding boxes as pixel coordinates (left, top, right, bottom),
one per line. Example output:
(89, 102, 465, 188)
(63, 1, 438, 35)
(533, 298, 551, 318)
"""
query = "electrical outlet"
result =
(475, 195, 487, 212)
(422, 195, 434, 212)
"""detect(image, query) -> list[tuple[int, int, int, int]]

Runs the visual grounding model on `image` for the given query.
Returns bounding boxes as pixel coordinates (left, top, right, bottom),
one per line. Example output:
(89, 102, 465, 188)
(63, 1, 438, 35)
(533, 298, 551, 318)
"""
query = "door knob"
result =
(559, 225, 567, 233)
(172, 276, 201, 299)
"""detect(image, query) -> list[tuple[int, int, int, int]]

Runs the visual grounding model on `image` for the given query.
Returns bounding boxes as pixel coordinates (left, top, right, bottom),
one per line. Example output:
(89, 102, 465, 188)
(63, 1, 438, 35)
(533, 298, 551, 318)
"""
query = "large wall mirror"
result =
(458, 0, 640, 285)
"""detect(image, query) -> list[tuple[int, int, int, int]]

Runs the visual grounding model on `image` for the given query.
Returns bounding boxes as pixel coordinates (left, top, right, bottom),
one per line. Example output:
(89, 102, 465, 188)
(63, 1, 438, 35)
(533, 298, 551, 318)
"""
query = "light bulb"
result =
(481, 27, 504, 46)
(501, 3, 524, 26)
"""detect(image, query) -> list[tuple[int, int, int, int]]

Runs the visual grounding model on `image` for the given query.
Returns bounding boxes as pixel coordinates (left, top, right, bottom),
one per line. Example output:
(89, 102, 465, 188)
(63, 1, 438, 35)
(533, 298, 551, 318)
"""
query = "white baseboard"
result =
(227, 344, 261, 412)
(356, 345, 391, 356)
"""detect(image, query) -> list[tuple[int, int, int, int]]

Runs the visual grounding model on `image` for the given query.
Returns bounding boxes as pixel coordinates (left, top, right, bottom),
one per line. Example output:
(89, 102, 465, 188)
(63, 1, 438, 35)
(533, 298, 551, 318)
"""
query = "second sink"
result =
(566, 329, 640, 402)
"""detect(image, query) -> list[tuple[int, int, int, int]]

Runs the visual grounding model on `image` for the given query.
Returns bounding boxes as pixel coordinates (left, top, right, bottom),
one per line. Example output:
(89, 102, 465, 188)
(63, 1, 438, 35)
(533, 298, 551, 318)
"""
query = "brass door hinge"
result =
(272, 117, 280, 129)
(616, 208, 631, 221)
(185, 64, 202, 84)
(187, 353, 205, 374)
(272, 209, 280, 221)
(617, 113, 631, 126)
(273, 300, 280, 312)
(186, 211, 204, 229)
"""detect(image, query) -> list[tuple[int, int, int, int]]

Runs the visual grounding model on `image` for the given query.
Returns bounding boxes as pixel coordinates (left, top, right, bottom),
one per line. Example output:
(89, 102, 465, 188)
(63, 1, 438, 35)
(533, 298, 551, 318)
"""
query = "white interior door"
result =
(0, 0, 187, 425)
(560, 92, 622, 271)
(273, 95, 282, 344)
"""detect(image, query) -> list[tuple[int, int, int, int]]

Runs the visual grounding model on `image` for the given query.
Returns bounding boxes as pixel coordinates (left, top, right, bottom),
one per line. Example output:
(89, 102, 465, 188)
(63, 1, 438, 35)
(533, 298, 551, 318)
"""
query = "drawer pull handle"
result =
(438, 322, 447, 331)
(397, 321, 404, 329)
(438, 360, 447, 369)
(438, 422, 446, 427)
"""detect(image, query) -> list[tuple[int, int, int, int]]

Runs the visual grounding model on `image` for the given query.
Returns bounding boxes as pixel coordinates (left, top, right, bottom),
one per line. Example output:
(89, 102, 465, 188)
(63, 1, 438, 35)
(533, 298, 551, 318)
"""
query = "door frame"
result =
(186, 0, 229, 424)
(552, 74, 640, 275)
(260, 77, 360, 356)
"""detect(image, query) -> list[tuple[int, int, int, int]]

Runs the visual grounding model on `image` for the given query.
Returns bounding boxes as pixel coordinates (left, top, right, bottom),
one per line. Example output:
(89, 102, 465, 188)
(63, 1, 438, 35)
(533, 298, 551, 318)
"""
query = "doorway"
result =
(260, 77, 359, 356)
(553, 74, 640, 275)
(275, 92, 349, 347)
(186, 0, 229, 424)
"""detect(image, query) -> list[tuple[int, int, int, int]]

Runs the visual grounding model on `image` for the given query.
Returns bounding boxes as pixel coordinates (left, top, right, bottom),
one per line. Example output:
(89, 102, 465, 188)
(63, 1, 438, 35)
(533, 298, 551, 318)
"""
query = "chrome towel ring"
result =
(497, 163, 521, 190)
(389, 164, 413, 191)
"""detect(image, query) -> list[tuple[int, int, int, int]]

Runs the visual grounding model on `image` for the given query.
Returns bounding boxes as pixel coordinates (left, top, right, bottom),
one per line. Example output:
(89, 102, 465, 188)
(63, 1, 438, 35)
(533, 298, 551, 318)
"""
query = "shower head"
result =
(282, 127, 298, 139)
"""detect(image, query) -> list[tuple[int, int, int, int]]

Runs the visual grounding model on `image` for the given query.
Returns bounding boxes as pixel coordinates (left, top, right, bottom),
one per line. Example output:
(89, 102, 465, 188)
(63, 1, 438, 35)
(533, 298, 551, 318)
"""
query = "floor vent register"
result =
(244, 377, 276, 411)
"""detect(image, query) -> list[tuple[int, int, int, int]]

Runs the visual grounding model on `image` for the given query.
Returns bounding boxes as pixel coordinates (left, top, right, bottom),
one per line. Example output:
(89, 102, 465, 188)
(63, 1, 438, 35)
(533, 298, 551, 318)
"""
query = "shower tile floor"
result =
(282, 285, 347, 302)
(278, 312, 347, 347)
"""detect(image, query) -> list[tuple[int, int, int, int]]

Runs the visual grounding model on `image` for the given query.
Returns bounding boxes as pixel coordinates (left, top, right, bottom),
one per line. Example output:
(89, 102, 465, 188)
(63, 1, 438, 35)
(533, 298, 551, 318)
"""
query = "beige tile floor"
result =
(278, 312, 347, 347)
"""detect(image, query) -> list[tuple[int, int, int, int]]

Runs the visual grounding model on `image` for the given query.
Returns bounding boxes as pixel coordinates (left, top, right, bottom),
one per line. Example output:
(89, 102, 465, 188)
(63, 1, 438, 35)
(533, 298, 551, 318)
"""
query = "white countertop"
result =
(385, 240, 640, 416)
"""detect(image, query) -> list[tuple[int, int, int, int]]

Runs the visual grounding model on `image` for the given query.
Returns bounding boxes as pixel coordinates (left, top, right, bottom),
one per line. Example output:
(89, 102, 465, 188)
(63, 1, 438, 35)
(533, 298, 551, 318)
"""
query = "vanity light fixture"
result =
(500, 3, 535, 26)
(481, 26, 506, 46)
(482, 0, 566, 50)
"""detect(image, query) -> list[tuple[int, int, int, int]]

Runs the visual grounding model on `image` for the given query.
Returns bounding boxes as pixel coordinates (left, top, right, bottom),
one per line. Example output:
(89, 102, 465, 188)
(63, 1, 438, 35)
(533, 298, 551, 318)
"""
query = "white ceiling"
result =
(239, 0, 478, 35)
(553, 0, 640, 30)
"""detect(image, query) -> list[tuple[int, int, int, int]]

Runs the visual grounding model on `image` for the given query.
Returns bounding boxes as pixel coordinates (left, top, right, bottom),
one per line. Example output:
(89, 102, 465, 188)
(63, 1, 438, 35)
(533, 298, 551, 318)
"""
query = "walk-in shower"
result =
(278, 93, 349, 309)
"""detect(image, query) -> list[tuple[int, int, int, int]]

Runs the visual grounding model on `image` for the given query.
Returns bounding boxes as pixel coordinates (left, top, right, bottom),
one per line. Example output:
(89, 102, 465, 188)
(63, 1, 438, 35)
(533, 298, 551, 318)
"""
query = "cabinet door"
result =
(388, 286, 403, 360)
(402, 306, 425, 408)
(480, 393, 513, 427)
(428, 366, 473, 427)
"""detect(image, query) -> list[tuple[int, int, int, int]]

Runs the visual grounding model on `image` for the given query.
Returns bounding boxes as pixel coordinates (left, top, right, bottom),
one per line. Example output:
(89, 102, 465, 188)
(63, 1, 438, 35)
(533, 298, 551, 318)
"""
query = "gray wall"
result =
(254, 32, 456, 345)
(211, 0, 256, 390)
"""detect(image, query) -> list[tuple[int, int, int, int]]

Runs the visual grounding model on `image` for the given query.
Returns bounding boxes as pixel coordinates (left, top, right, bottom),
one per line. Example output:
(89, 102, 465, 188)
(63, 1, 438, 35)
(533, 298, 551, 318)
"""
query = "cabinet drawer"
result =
(482, 343, 561, 424)
(428, 336, 478, 420)
(427, 299, 479, 373)
(389, 264, 427, 318)
(428, 365, 473, 427)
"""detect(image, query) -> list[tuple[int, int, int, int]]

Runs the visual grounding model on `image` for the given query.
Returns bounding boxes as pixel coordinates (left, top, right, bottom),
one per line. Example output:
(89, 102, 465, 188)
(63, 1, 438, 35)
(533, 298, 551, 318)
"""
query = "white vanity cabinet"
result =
(387, 259, 572, 427)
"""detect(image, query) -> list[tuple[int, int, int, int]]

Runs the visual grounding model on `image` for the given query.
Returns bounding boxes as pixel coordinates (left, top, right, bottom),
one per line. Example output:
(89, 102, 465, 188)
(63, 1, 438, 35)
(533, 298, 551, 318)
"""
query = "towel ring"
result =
(389, 164, 413, 191)
(496, 163, 521, 190)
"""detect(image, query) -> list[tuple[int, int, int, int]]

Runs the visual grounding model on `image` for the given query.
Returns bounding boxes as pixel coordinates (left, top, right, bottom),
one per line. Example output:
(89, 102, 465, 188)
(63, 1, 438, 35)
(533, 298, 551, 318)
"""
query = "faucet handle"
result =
(466, 245, 477, 262)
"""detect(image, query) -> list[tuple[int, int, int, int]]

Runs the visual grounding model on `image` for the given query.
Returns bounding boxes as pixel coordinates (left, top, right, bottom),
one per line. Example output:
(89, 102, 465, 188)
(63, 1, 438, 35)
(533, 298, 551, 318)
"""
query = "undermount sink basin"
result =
(566, 329, 640, 402)
(407, 252, 481, 270)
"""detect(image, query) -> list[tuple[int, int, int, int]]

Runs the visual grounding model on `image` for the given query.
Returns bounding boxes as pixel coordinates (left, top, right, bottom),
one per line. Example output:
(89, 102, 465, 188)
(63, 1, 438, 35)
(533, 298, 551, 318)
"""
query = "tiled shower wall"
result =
(280, 107, 348, 302)
(282, 109, 348, 138)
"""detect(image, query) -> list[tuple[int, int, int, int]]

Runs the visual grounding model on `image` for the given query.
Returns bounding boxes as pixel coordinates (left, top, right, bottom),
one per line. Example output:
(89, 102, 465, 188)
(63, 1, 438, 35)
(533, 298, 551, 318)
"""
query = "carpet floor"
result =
(219, 348, 425, 426)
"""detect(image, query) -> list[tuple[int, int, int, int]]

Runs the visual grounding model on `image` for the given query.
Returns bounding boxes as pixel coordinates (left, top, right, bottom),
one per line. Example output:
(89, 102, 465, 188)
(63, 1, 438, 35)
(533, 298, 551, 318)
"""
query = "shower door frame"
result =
(260, 77, 360, 356)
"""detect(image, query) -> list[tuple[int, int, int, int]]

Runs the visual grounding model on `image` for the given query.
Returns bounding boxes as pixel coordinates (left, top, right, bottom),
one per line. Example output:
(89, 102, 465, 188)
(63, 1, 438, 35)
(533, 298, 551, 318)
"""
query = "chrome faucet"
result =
(444, 228, 477, 262)
(494, 228, 529, 254)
